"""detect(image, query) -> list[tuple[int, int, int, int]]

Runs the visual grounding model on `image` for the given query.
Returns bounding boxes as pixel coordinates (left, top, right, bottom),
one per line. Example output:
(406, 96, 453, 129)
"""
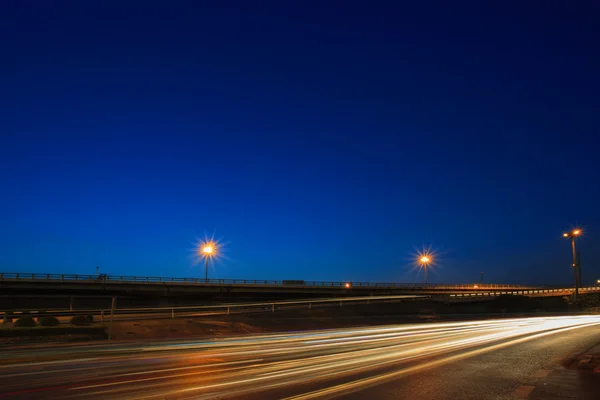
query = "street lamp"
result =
(419, 255, 431, 285)
(563, 229, 582, 298)
(194, 234, 226, 282)
(201, 244, 215, 282)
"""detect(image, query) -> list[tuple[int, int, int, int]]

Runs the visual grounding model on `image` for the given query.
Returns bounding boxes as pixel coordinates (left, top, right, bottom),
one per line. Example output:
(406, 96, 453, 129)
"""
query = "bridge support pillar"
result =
(110, 296, 117, 321)
(70, 296, 75, 311)
(107, 296, 117, 341)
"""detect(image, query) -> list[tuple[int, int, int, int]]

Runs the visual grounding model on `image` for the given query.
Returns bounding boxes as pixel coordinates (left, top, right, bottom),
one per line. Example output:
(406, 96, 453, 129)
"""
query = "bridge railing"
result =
(0, 272, 547, 290)
(448, 286, 600, 297)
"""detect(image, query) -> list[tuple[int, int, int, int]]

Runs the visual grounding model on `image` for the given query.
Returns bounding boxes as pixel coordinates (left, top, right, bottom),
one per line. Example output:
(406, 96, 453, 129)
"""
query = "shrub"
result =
(39, 316, 61, 327)
(14, 315, 37, 327)
(70, 314, 93, 326)
(564, 293, 600, 309)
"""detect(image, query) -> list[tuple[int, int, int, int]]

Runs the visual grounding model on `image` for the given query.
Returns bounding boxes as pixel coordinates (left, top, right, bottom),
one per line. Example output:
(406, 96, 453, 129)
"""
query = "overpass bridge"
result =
(1, 272, 599, 311)
(1, 272, 598, 299)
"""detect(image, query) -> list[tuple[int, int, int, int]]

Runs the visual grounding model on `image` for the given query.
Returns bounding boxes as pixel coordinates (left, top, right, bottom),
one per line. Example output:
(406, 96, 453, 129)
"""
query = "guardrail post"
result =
(227, 306, 230, 315)
(340, 301, 342, 307)
(70, 296, 74, 311)
(271, 304, 275, 312)
(308, 302, 311, 310)
(172, 309, 175, 319)
(100, 310, 104, 323)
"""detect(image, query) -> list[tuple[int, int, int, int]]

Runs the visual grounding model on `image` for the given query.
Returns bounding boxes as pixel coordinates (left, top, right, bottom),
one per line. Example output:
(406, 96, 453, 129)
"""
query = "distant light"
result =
(203, 245, 213, 254)
(474, 285, 479, 289)
(573, 229, 581, 236)
(420, 256, 430, 263)
(563, 233, 569, 237)
(344, 283, 351, 288)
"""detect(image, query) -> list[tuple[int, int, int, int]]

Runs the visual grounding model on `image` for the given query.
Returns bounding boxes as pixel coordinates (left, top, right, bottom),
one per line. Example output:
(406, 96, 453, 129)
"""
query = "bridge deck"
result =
(0, 272, 539, 290)
(1, 273, 598, 299)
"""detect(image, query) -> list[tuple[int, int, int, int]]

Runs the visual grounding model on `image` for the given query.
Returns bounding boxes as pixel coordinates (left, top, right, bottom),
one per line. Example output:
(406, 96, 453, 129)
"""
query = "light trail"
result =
(0, 315, 598, 399)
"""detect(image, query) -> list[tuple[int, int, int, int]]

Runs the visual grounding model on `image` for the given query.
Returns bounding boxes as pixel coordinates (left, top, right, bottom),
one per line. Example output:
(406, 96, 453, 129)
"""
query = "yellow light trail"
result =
(1, 316, 598, 399)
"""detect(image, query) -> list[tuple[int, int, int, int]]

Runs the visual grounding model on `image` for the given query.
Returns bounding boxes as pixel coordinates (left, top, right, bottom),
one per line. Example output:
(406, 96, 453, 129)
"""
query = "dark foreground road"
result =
(0, 315, 599, 399)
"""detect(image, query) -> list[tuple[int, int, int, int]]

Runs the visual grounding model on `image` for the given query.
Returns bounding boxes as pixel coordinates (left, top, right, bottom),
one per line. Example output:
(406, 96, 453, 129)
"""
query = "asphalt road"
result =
(1, 315, 599, 399)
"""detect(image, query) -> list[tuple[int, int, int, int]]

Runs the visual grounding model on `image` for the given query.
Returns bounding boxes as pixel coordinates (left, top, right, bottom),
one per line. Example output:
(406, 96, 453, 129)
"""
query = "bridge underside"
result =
(1, 279, 595, 299)
(1, 282, 598, 311)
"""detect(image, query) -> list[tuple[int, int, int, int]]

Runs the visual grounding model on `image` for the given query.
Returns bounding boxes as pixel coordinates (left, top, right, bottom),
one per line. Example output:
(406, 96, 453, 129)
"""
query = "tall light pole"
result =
(563, 229, 582, 298)
(202, 245, 214, 282)
(196, 234, 226, 282)
(420, 256, 431, 285)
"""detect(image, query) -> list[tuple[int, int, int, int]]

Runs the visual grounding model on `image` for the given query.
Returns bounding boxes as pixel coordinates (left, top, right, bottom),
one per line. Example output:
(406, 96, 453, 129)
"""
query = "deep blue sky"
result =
(2, 1, 599, 285)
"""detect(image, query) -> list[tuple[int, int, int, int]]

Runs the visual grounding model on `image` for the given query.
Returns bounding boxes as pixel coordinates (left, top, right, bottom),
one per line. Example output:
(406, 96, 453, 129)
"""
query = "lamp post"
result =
(563, 229, 582, 298)
(202, 245, 214, 282)
(420, 256, 431, 285)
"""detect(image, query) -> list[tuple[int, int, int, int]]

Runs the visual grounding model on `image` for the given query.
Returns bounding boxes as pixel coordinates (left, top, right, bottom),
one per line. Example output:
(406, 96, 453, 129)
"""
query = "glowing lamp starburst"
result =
(191, 233, 228, 281)
(409, 244, 440, 285)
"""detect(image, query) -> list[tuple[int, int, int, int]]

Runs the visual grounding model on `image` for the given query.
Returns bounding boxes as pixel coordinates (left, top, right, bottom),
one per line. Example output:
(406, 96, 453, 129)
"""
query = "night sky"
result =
(2, 1, 599, 285)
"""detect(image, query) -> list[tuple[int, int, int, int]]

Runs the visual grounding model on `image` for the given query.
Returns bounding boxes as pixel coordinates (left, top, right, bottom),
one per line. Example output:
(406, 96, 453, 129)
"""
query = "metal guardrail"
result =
(0, 272, 540, 290)
(0, 295, 427, 323)
(2, 290, 599, 325)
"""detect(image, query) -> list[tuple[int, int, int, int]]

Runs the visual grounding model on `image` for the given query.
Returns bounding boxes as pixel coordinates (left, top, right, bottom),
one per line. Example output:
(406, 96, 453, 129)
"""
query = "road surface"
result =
(1, 315, 599, 399)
